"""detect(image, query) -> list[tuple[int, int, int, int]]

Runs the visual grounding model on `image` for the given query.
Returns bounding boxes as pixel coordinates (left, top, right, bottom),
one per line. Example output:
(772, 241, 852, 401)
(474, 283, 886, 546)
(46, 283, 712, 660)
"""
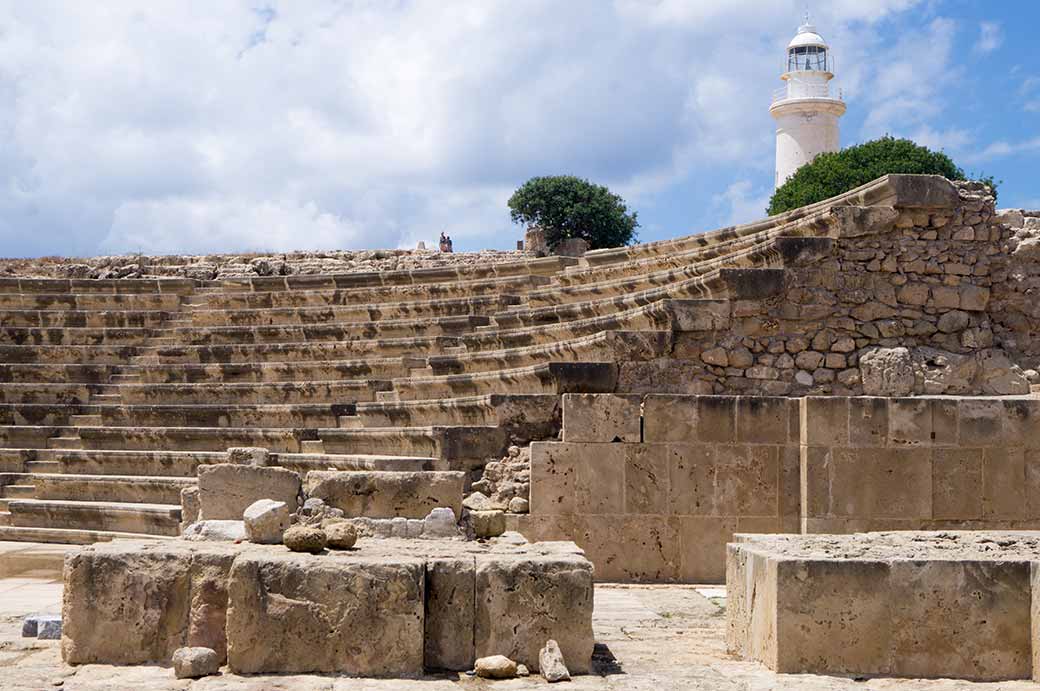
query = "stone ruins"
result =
(1, 173, 1040, 684)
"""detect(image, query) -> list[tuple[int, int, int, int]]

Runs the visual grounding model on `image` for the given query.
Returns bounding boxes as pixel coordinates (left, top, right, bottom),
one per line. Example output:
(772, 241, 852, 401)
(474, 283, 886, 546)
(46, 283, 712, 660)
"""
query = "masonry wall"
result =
(801, 395, 1040, 531)
(522, 394, 801, 583)
(522, 393, 1040, 584)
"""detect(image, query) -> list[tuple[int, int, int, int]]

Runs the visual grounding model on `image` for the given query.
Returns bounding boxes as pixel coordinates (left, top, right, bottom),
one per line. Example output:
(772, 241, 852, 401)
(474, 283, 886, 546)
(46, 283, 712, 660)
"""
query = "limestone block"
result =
(472, 510, 506, 538)
(305, 470, 465, 519)
(282, 525, 327, 553)
(643, 395, 735, 443)
(561, 393, 641, 443)
(474, 552, 594, 674)
(729, 533, 1035, 680)
(242, 499, 290, 544)
(323, 520, 358, 549)
(62, 542, 236, 665)
(859, 347, 913, 396)
(197, 463, 301, 521)
(529, 442, 623, 516)
(425, 557, 475, 671)
(226, 552, 425, 676)
(735, 397, 793, 445)
(180, 486, 199, 532)
(422, 507, 460, 538)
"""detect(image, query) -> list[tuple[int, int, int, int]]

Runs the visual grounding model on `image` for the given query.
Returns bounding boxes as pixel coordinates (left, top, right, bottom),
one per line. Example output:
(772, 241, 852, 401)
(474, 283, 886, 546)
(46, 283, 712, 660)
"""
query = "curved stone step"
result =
(391, 361, 618, 401)
(0, 403, 351, 429)
(317, 425, 507, 470)
(0, 291, 185, 311)
(0, 277, 195, 295)
(0, 525, 173, 544)
(355, 393, 559, 438)
(31, 473, 195, 504)
(0, 309, 177, 329)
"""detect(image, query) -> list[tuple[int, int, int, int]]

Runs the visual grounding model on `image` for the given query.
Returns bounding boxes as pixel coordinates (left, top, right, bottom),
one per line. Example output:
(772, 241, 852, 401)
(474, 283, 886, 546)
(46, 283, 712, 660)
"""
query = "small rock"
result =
(507, 497, 529, 514)
(471, 510, 506, 538)
(172, 646, 220, 679)
(422, 507, 459, 538)
(516, 663, 530, 676)
(37, 616, 62, 640)
(283, 525, 327, 553)
(539, 639, 571, 682)
(497, 531, 529, 546)
(475, 654, 518, 679)
(463, 491, 495, 511)
(243, 499, 290, 544)
(301, 497, 326, 515)
(323, 520, 358, 550)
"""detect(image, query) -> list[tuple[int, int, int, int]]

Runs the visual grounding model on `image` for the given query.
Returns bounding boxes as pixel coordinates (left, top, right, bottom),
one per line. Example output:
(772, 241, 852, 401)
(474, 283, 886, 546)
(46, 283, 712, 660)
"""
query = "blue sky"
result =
(0, 1, 1036, 258)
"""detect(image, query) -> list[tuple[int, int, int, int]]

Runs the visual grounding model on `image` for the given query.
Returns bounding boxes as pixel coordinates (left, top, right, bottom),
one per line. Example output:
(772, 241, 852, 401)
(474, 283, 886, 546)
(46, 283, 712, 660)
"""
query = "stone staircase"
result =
(0, 175, 934, 544)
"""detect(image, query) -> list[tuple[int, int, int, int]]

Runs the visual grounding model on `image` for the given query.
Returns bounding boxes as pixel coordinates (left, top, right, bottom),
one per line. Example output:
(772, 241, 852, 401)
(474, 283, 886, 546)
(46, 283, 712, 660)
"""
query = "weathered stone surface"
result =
(425, 557, 475, 671)
(242, 499, 290, 544)
(859, 347, 914, 396)
(225, 552, 425, 676)
(226, 447, 270, 467)
(62, 541, 237, 665)
(180, 486, 200, 532)
(183, 520, 246, 542)
(474, 655, 517, 679)
(539, 639, 571, 682)
(323, 520, 358, 550)
(305, 470, 465, 519)
(172, 647, 220, 679)
(471, 510, 506, 538)
(282, 525, 326, 553)
(198, 464, 301, 521)
(728, 532, 1037, 681)
(474, 553, 594, 673)
(561, 394, 641, 443)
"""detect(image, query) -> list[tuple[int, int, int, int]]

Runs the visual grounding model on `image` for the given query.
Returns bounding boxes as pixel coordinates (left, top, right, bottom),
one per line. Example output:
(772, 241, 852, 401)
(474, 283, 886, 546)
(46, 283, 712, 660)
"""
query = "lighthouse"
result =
(770, 20, 845, 188)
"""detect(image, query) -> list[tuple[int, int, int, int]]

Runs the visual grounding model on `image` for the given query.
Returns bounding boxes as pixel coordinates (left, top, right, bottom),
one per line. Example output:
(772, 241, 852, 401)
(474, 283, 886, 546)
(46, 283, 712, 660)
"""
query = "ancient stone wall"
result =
(521, 393, 1040, 584)
(801, 394, 1040, 532)
(666, 181, 1038, 396)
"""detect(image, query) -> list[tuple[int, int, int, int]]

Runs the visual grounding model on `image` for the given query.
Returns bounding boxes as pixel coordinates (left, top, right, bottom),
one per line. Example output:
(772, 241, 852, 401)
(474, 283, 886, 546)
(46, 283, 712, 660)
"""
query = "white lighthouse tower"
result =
(770, 19, 845, 188)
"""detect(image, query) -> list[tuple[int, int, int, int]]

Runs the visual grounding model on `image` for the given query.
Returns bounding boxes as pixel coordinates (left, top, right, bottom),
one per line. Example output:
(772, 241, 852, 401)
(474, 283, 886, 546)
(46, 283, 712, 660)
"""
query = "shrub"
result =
(767, 136, 995, 215)
(508, 175, 638, 250)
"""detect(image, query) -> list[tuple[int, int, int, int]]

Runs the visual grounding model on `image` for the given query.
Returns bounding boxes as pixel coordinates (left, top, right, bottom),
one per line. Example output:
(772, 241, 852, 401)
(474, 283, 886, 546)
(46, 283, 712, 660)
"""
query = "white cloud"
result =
(0, 0, 932, 257)
(712, 180, 773, 226)
(963, 136, 1040, 163)
(973, 21, 1003, 54)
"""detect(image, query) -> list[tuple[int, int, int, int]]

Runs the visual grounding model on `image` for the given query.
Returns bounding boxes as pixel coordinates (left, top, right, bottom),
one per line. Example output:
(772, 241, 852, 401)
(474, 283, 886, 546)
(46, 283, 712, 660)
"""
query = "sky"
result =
(0, 0, 1037, 258)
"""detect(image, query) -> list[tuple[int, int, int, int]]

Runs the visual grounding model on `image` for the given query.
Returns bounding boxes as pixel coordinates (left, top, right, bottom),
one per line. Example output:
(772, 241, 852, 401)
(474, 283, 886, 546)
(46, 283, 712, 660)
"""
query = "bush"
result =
(508, 176, 638, 250)
(767, 136, 995, 215)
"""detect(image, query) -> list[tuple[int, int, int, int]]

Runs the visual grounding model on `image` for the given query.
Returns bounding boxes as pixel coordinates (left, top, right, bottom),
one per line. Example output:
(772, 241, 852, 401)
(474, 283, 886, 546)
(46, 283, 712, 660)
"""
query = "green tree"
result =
(767, 136, 995, 215)
(508, 175, 638, 250)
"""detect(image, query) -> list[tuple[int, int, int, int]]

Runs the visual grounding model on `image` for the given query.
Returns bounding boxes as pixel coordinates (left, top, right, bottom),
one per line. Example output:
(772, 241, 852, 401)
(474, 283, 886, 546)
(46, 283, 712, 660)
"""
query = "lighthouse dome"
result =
(788, 23, 828, 49)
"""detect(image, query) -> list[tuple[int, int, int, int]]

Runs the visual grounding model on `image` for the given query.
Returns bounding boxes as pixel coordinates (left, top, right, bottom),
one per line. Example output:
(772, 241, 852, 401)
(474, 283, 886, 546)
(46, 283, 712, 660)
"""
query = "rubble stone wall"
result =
(670, 182, 1039, 396)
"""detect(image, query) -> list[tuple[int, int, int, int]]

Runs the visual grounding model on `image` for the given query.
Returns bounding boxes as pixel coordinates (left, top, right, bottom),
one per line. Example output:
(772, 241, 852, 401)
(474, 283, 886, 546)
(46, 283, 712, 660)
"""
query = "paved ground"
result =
(1, 542, 1039, 690)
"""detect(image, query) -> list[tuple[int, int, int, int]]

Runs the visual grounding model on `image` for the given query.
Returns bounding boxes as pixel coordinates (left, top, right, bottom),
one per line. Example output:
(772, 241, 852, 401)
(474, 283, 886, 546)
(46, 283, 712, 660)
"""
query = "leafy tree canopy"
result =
(768, 136, 996, 215)
(508, 175, 638, 250)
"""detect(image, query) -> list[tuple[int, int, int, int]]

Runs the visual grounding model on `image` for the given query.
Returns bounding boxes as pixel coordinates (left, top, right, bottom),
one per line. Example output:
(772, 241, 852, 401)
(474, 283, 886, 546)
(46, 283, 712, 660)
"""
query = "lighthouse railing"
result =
(772, 82, 842, 104)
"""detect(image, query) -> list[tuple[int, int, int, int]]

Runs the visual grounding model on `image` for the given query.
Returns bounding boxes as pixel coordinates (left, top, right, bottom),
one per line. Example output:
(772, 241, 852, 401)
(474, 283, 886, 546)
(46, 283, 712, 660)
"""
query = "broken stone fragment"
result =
(182, 520, 246, 542)
(322, 520, 357, 550)
(507, 497, 530, 514)
(243, 499, 290, 545)
(516, 663, 530, 676)
(172, 646, 220, 679)
(463, 492, 495, 511)
(282, 525, 327, 553)
(474, 655, 518, 679)
(539, 639, 571, 682)
(422, 507, 459, 538)
(226, 447, 270, 467)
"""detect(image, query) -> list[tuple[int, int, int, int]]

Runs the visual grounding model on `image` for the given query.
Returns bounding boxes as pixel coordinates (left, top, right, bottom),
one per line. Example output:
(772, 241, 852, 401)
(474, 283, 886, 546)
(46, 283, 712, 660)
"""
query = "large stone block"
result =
(562, 393, 641, 443)
(61, 541, 236, 665)
(226, 552, 425, 676)
(529, 442, 624, 516)
(474, 552, 594, 674)
(728, 532, 1036, 681)
(304, 470, 464, 519)
(197, 463, 301, 521)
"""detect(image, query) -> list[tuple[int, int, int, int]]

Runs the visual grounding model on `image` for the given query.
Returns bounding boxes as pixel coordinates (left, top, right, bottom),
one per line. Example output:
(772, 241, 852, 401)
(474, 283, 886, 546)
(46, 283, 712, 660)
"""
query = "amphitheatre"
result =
(0, 171, 1038, 689)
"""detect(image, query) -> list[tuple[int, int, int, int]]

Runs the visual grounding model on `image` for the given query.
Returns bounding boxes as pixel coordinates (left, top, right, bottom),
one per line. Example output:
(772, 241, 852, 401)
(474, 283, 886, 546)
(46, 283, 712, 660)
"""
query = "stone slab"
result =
(727, 531, 1040, 681)
(197, 463, 301, 521)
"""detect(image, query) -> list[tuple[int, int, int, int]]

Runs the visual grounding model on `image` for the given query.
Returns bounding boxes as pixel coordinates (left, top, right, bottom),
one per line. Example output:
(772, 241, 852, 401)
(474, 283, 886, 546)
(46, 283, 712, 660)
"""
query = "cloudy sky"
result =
(0, 1, 1037, 258)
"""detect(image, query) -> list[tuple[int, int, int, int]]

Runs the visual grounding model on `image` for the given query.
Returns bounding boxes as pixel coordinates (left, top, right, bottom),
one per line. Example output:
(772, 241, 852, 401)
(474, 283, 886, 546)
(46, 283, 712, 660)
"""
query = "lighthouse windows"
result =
(787, 46, 827, 72)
